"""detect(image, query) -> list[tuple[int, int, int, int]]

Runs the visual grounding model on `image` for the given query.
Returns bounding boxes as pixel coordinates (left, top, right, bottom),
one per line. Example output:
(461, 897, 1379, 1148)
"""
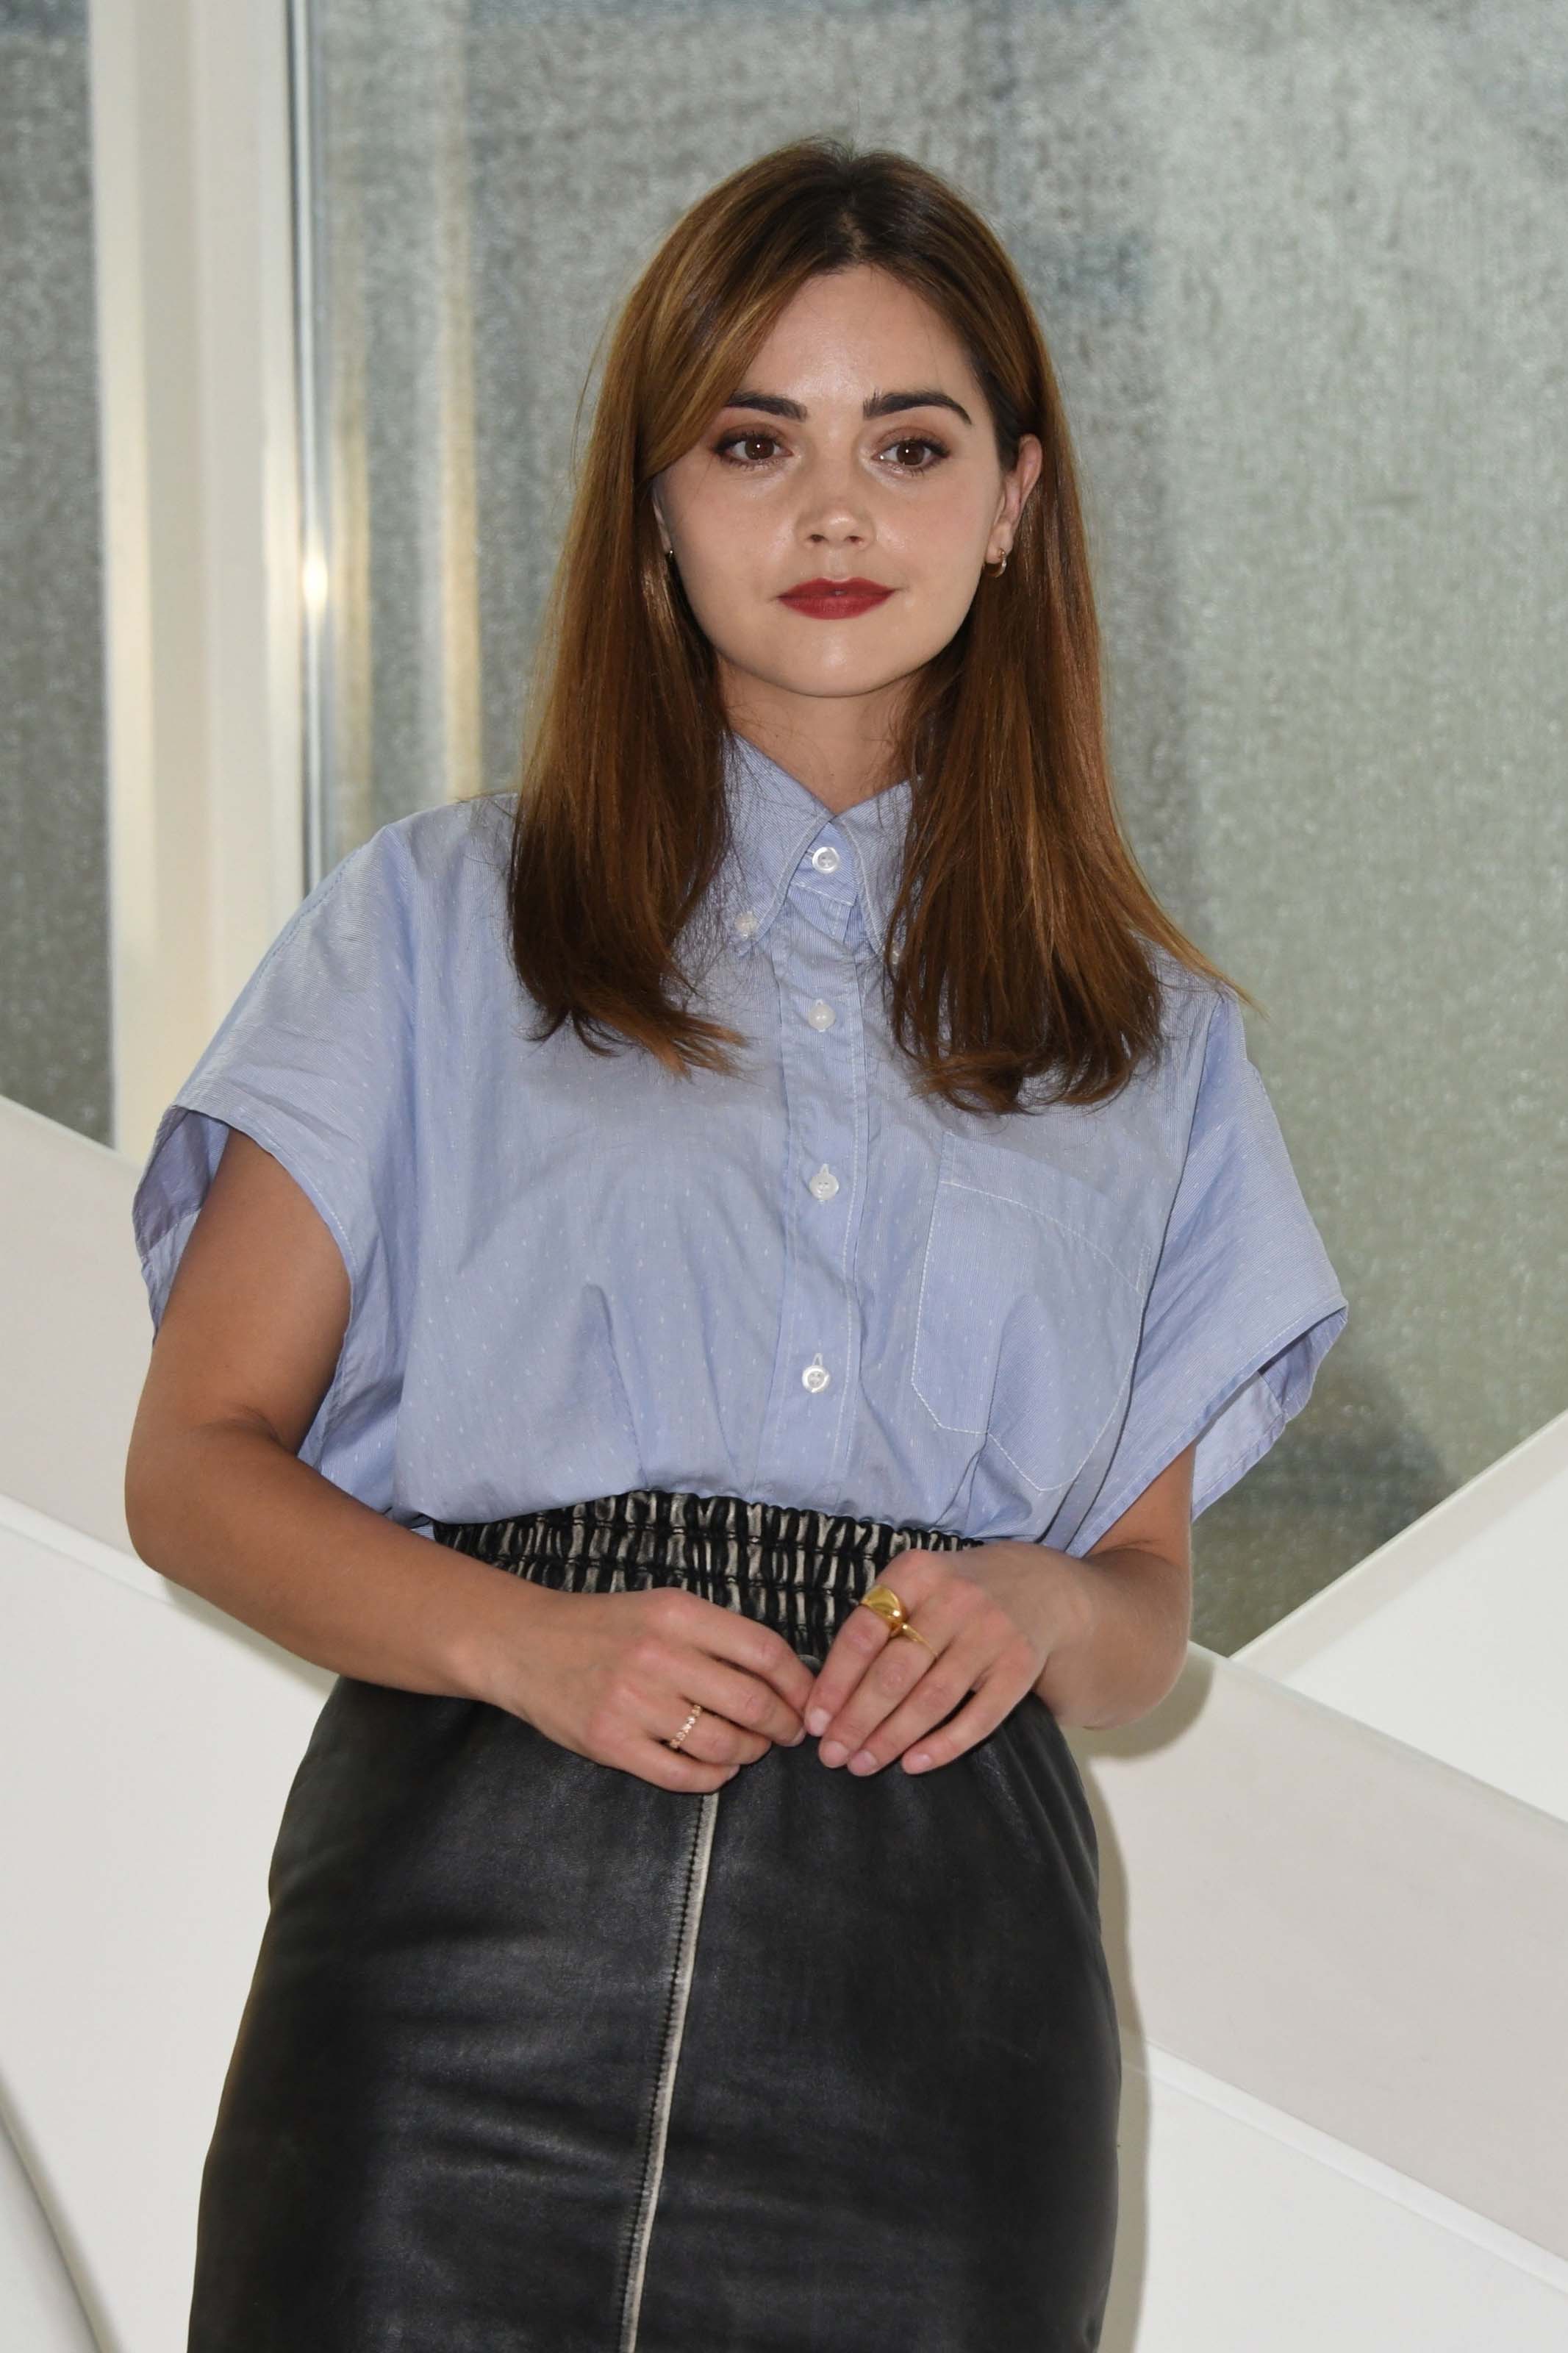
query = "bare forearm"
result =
(124, 1420, 547, 1710)
(1031, 1543, 1191, 1731)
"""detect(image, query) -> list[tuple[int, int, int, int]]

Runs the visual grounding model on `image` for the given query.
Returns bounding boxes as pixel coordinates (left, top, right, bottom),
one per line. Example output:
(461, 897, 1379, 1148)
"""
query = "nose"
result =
(798, 465, 875, 548)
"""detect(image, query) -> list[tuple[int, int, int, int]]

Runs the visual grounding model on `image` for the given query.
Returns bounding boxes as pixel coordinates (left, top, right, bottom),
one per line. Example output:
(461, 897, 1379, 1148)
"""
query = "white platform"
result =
(1238, 1407, 1568, 1824)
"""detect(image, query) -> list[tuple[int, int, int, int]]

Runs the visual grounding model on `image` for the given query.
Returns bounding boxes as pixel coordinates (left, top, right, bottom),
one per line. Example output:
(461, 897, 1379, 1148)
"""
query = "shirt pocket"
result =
(911, 1130, 1150, 1497)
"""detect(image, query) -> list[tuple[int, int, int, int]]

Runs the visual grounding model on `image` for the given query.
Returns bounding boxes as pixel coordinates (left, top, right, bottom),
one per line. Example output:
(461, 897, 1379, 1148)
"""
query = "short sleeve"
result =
(1068, 985, 1348, 1554)
(130, 820, 417, 1514)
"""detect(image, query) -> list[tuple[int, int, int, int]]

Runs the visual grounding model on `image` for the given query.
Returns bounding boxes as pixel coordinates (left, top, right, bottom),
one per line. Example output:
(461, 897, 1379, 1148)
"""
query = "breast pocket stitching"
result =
(911, 1133, 1150, 1496)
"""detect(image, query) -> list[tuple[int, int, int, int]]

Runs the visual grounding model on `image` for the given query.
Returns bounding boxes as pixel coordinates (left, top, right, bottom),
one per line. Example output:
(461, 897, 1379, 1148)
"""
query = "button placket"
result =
(751, 896, 867, 1497)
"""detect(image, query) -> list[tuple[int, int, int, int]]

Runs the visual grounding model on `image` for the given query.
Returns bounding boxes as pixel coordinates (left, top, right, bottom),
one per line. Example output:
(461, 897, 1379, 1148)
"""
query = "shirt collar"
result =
(718, 729, 912, 959)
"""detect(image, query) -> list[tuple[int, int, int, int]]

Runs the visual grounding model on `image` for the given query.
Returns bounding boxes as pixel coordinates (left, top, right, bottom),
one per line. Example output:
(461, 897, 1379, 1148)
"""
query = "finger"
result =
(634, 1590, 809, 1741)
(801, 1601, 891, 1736)
(821, 1621, 995, 1768)
(654, 1590, 817, 1722)
(893, 1663, 1029, 1775)
(593, 1651, 772, 1773)
(820, 1593, 1034, 1772)
(812, 1627, 952, 1763)
(676, 1652, 808, 1750)
(645, 1701, 770, 1771)
(634, 1740, 746, 1793)
(840, 1630, 1009, 1771)
(811, 1569, 987, 1754)
(803, 1552, 950, 1732)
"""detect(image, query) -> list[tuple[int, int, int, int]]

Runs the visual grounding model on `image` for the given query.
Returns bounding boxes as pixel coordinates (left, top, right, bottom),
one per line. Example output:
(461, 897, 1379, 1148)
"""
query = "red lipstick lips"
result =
(779, 577, 895, 620)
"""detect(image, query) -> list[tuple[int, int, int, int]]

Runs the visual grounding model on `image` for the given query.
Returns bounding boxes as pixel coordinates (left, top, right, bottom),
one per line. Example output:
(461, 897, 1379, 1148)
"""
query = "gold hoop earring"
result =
(985, 550, 1009, 578)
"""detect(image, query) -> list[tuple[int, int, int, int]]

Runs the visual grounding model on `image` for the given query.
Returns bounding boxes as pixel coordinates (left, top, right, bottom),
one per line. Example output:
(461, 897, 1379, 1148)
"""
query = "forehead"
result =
(737, 268, 975, 398)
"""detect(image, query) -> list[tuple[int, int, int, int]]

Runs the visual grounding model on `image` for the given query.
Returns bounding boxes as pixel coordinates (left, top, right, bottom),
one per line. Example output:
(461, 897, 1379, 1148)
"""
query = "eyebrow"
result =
(722, 386, 974, 429)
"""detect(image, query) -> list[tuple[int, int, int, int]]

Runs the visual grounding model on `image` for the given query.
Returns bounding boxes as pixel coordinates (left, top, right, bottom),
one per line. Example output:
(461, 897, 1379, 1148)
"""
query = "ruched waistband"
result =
(426, 1485, 981, 1654)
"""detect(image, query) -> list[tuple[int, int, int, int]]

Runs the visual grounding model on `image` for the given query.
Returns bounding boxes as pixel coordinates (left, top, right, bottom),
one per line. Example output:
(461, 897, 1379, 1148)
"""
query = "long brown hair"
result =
(501, 136, 1248, 1115)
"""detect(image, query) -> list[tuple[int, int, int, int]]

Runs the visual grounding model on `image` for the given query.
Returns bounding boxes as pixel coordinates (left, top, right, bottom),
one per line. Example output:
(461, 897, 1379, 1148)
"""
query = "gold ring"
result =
(859, 1582, 908, 1632)
(665, 1702, 704, 1752)
(856, 1584, 936, 1654)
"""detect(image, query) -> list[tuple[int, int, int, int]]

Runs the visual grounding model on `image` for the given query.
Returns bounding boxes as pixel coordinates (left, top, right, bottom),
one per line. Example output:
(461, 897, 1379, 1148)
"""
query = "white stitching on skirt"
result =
(618, 1786, 722, 2352)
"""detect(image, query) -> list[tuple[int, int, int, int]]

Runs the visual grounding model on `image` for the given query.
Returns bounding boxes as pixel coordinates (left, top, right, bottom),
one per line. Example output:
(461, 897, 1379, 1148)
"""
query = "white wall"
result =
(1109, 2046, 1568, 2352)
(1, 1500, 328, 2353)
(90, 0, 304, 1165)
(0, 2109, 98, 2353)
(1238, 1410, 1568, 1823)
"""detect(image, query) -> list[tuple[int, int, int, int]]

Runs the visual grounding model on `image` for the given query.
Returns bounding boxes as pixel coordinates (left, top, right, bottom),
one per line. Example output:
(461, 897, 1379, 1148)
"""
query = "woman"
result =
(126, 139, 1347, 2350)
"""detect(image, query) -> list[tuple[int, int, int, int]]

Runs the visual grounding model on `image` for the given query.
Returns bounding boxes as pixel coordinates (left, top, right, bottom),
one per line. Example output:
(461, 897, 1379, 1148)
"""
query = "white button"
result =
(801, 1353, 831, 1393)
(732, 907, 759, 938)
(808, 1163, 839, 1202)
(809, 844, 841, 874)
(807, 999, 836, 1029)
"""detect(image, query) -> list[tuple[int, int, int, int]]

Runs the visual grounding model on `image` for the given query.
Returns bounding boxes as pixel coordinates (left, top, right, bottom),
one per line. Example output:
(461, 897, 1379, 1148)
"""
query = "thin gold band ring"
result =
(665, 1701, 704, 1752)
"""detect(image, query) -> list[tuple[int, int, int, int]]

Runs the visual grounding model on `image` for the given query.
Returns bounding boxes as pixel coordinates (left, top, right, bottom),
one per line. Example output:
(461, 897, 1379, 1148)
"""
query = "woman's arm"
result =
(1031, 1441, 1195, 1729)
(797, 1440, 1199, 1771)
(123, 1128, 549, 1711)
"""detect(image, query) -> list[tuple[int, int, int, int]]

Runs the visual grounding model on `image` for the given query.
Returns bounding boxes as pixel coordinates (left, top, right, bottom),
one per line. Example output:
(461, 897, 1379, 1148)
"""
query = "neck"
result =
(722, 689, 908, 815)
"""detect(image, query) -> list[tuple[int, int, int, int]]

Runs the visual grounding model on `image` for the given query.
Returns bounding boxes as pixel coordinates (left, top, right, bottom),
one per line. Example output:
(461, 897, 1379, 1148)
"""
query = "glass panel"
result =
(296, 0, 1568, 1649)
(0, 0, 110, 1145)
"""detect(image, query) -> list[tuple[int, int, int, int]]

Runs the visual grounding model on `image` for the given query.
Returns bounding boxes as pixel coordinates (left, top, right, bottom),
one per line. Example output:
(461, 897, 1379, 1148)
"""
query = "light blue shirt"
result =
(132, 729, 1347, 1553)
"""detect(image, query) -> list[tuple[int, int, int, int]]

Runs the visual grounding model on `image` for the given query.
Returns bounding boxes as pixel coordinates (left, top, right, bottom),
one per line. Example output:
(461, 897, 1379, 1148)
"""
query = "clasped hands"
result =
(489, 1537, 1092, 1792)
(801, 1539, 1088, 1776)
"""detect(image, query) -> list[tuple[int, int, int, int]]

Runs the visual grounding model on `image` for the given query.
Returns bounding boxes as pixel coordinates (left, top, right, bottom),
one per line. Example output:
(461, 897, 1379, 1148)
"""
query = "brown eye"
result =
(714, 432, 781, 465)
(711, 429, 951, 472)
(880, 436, 950, 471)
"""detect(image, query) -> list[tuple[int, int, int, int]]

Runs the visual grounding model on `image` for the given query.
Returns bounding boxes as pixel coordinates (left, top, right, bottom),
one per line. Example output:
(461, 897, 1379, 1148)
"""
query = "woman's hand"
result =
(803, 1542, 1090, 1775)
(487, 1581, 819, 1793)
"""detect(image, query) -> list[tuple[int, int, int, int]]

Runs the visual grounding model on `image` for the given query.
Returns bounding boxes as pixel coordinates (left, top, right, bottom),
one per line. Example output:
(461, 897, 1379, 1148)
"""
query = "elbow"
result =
(1072, 1618, 1194, 1732)
(122, 1443, 167, 1565)
(122, 1421, 196, 1563)
(1094, 1630, 1194, 1731)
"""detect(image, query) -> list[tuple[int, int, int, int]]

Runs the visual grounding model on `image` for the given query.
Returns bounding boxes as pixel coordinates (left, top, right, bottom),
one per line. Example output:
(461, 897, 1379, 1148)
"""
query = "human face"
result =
(651, 265, 1042, 807)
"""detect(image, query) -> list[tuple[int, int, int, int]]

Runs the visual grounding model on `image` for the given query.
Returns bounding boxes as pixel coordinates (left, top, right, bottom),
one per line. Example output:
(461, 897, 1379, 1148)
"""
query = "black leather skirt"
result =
(187, 1488, 1121, 2351)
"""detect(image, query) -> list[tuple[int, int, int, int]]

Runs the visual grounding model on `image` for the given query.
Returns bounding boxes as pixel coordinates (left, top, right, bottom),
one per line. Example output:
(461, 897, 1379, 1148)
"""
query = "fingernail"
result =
(906, 1750, 932, 1771)
(820, 1740, 847, 1767)
(806, 1707, 831, 1736)
(787, 1726, 806, 1745)
(850, 1749, 877, 1773)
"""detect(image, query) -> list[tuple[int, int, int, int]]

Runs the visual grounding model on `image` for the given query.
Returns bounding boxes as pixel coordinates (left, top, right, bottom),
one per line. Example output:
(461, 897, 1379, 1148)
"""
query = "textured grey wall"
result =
(1135, 4, 1568, 1639)
(298, 2, 1567, 1643)
(0, 0, 110, 1143)
(4, 1, 1559, 1646)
